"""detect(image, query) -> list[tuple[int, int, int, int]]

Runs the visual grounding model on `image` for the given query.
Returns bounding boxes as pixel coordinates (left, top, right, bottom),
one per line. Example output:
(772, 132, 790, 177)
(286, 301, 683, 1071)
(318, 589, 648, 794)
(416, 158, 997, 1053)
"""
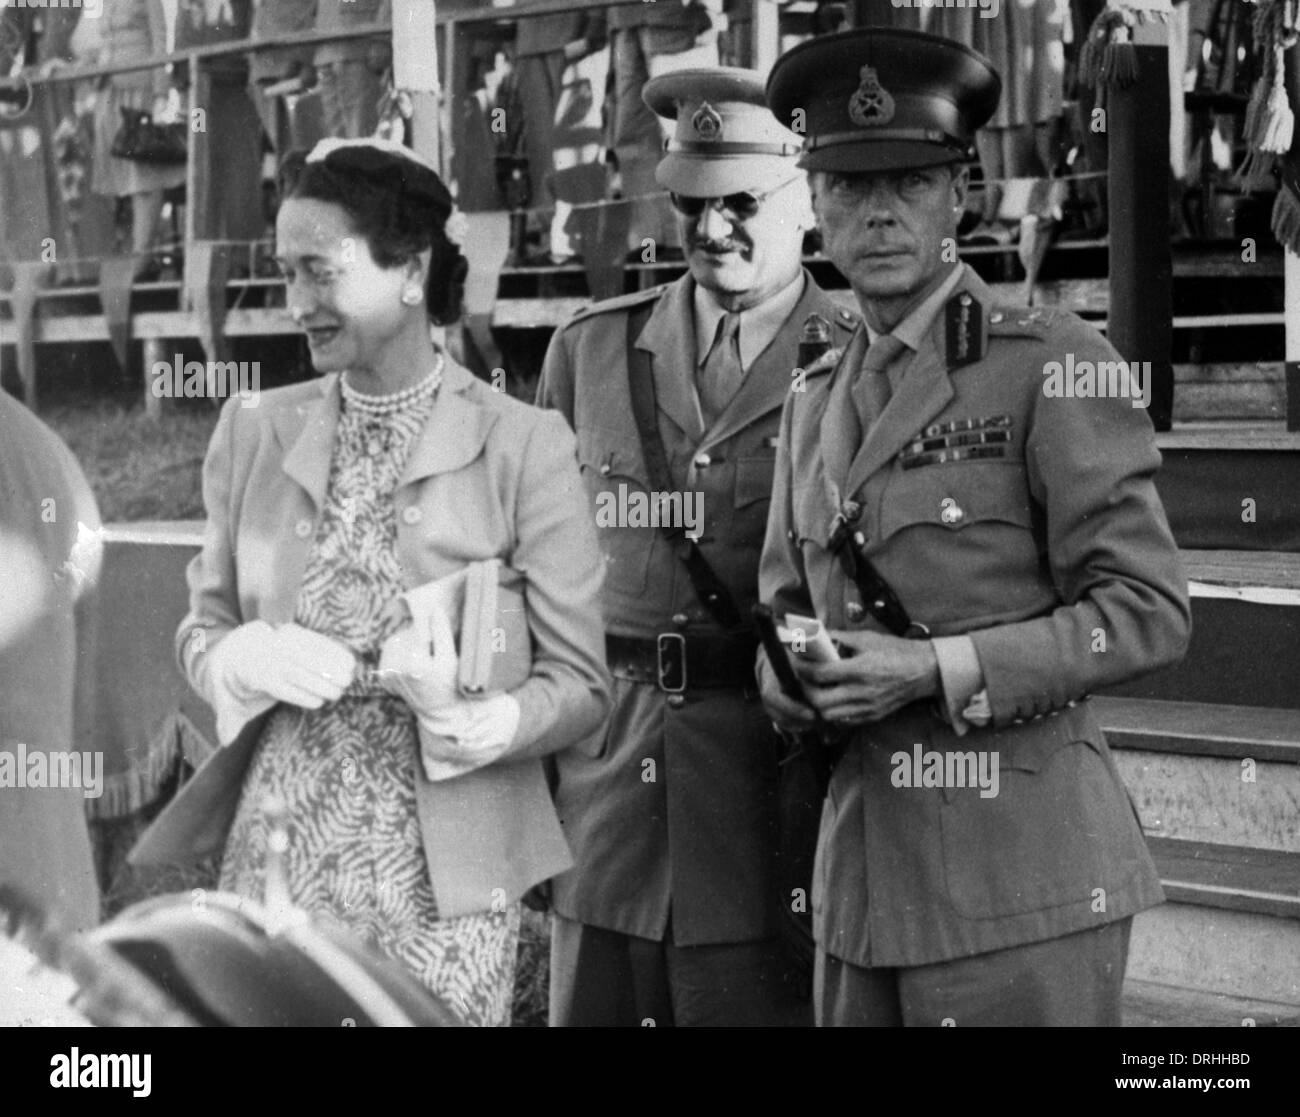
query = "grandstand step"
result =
(1128, 866, 1300, 1008)
(1173, 362, 1285, 423)
(1121, 978, 1300, 1027)
(1154, 427, 1300, 551)
(1097, 697, 1300, 764)
(1102, 551, 1300, 709)
(1146, 839, 1300, 920)
(1098, 698, 1300, 852)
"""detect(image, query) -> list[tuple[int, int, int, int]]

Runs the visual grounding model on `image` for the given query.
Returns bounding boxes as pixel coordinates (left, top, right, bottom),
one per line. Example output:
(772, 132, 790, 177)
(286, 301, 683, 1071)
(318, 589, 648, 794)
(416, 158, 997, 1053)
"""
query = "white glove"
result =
(375, 583, 460, 718)
(417, 693, 522, 782)
(205, 621, 357, 744)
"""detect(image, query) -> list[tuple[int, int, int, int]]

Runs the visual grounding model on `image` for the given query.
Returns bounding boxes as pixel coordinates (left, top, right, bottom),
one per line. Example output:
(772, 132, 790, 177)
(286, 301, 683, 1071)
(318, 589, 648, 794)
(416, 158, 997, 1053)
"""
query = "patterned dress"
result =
(219, 377, 521, 1027)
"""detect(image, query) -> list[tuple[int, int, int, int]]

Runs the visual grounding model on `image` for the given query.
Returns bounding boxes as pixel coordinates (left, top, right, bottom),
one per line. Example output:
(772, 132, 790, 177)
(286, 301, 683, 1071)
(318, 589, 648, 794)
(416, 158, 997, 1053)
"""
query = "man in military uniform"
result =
(758, 29, 1191, 1026)
(537, 67, 856, 1027)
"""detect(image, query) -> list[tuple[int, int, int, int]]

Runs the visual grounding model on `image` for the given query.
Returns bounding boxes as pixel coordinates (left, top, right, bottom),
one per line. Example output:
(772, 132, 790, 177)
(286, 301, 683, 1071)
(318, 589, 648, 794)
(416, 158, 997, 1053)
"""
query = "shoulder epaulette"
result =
(563, 284, 669, 327)
(985, 305, 1068, 337)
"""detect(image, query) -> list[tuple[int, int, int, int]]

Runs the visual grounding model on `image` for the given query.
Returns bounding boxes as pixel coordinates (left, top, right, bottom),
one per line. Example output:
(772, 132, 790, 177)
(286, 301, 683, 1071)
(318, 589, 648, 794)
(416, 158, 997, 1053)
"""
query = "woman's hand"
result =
(376, 589, 460, 717)
(209, 621, 357, 706)
(417, 694, 521, 781)
(204, 621, 357, 743)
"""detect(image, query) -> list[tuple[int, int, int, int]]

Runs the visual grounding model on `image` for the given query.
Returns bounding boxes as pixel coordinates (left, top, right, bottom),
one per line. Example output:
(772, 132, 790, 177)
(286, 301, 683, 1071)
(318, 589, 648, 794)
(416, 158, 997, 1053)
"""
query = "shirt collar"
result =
(864, 263, 966, 352)
(693, 271, 807, 372)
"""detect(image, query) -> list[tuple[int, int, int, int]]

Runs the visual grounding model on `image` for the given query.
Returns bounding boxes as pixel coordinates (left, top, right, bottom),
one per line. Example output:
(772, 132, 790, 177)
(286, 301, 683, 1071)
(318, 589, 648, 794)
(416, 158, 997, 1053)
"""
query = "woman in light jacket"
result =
(142, 138, 609, 1026)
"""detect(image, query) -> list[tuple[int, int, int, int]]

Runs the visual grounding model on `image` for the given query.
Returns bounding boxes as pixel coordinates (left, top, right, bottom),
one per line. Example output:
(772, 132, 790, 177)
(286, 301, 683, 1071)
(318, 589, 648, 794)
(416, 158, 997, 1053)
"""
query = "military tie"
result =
(697, 311, 744, 428)
(852, 333, 908, 434)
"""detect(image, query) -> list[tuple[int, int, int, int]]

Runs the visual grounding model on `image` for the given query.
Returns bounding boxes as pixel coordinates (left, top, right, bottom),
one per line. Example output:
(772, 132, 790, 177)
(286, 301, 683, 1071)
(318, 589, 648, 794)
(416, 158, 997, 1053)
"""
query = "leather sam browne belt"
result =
(606, 632, 760, 693)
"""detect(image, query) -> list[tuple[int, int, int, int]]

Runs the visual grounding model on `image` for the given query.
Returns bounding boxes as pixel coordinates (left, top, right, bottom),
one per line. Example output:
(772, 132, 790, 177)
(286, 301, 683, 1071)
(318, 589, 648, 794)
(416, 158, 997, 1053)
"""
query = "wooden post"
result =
(1107, 16, 1174, 431)
(752, 0, 780, 75)
(1287, 248, 1300, 432)
(143, 336, 165, 422)
(184, 60, 213, 292)
(394, 0, 441, 170)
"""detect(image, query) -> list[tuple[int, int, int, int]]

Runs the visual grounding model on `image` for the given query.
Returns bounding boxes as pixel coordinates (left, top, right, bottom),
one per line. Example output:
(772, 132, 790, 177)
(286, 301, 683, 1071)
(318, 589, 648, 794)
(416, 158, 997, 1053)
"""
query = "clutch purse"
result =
(110, 108, 187, 165)
(397, 557, 532, 698)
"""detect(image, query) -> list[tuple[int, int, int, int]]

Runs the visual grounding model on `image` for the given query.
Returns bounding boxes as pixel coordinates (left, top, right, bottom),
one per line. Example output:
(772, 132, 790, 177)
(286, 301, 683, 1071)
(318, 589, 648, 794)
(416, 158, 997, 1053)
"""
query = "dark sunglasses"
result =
(668, 176, 799, 222)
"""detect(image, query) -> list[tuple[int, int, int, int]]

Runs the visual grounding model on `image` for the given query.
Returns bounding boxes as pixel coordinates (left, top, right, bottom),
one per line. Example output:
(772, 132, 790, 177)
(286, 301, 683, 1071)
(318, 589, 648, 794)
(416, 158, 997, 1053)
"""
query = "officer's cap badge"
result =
(848, 66, 896, 128)
(691, 102, 724, 141)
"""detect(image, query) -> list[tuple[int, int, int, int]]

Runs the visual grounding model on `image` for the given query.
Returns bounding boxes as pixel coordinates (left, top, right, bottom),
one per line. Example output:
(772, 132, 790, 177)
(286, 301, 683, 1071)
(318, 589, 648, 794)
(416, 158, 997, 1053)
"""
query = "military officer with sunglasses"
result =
(537, 67, 856, 1027)
(757, 29, 1191, 1026)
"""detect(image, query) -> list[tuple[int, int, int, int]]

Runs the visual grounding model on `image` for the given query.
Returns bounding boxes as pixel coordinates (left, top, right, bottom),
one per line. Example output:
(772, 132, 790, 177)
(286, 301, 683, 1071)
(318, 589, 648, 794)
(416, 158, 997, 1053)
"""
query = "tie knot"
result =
(719, 311, 742, 342)
(863, 333, 907, 375)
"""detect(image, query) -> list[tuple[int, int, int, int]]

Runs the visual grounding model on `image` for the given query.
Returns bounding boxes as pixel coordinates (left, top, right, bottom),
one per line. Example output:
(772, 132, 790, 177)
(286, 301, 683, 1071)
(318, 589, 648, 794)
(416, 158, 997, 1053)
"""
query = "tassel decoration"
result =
(1079, 9, 1128, 90)
(1100, 18, 1140, 91)
(1271, 171, 1300, 255)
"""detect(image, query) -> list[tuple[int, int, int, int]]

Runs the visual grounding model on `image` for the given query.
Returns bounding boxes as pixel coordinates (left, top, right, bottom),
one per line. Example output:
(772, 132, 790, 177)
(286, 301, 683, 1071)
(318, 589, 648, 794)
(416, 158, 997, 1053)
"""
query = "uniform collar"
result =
(692, 269, 807, 371)
(863, 263, 965, 352)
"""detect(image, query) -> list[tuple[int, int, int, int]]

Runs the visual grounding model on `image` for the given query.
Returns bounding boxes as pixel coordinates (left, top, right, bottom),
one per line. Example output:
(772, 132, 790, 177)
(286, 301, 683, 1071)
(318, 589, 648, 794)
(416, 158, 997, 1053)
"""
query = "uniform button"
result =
(845, 601, 865, 622)
(694, 452, 711, 468)
(671, 613, 690, 628)
(294, 518, 313, 538)
(599, 463, 612, 476)
(666, 694, 685, 708)
(989, 311, 1005, 324)
(940, 498, 964, 525)
(402, 506, 423, 526)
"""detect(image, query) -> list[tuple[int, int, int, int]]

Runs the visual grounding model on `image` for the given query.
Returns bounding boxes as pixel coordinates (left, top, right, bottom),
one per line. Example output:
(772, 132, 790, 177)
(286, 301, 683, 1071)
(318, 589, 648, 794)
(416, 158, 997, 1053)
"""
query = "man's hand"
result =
(757, 648, 818, 733)
(791, 630, 940, 726)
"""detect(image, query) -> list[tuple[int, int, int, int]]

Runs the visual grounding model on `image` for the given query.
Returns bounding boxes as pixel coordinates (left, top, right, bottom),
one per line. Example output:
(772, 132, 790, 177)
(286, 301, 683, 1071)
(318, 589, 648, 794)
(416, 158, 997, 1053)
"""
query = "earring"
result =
(401, 288, 421, 306)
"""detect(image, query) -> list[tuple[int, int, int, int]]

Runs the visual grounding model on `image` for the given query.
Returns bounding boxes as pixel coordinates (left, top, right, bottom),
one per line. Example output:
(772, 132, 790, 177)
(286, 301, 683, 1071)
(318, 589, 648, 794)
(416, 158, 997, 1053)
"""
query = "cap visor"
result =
(799, 142, 966, 175)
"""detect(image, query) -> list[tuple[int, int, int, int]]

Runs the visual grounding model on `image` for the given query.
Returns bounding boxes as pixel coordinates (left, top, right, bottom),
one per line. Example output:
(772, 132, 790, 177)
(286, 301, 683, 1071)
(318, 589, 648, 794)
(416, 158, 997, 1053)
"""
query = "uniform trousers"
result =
(816, 917, 1133, 1027)
(550, 914, 811, 1027)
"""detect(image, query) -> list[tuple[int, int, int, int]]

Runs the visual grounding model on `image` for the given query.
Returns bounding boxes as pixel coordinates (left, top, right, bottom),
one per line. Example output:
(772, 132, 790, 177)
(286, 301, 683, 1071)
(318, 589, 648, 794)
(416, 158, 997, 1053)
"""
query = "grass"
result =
(44, 400, 218, 522)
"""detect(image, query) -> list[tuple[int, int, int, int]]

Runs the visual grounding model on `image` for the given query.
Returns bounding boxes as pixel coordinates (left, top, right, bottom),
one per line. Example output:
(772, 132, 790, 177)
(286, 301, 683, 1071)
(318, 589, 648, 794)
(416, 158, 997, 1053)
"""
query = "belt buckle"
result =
(656, 633, 687, 694)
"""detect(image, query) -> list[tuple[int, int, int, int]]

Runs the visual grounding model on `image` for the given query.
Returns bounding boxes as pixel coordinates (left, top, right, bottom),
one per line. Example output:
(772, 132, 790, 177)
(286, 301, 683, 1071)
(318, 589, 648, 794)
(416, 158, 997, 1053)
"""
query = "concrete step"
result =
(1154, 431, 1300, 552)
(1122, 978, 1300, 1026)
(1101, 551, 1300, 709)
(1126, 839, 1300, 1010)
(1099, 699, 1300, 852)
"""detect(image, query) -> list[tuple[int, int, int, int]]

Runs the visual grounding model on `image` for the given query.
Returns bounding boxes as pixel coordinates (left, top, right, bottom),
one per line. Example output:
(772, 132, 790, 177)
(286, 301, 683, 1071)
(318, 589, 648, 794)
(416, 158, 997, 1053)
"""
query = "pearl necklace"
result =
(341, 354, 444, 416)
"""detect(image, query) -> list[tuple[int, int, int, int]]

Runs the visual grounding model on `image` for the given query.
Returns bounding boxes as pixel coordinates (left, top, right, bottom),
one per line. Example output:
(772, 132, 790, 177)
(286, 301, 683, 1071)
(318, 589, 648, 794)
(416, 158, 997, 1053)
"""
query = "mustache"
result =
(688, 234, 750, 254)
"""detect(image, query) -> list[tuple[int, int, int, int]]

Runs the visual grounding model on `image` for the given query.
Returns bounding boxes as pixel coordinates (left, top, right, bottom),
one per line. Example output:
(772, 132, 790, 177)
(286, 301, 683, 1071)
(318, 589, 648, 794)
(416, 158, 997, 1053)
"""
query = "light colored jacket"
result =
(132, 360, 611, 917)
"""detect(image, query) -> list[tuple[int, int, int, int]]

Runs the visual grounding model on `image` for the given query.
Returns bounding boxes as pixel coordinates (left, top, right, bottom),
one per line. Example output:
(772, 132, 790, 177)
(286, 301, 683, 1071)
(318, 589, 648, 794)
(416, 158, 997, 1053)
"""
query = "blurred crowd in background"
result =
(0, 0, 1280, 281)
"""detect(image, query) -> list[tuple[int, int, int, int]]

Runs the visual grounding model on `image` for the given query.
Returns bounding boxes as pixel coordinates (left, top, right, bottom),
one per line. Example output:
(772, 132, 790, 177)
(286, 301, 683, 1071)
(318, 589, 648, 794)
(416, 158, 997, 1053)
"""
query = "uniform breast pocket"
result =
(879, 460, 1035, 541)
(578, 435, 654, 596)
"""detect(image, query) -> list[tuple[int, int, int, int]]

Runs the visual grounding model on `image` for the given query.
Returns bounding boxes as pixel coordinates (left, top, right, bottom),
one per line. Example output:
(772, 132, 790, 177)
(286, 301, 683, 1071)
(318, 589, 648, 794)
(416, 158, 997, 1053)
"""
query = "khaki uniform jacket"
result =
(538, 271, 857, 945)
(133, 360, 611, 918)
(759, 268, 1190, 967)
